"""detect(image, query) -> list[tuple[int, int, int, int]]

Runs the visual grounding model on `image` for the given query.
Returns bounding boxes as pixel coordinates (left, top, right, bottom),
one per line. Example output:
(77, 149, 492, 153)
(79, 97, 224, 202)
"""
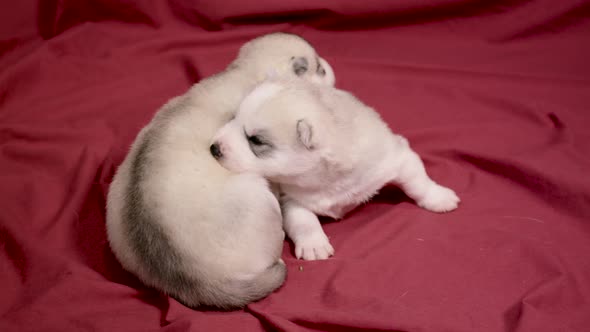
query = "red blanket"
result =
(2, 1, 589, 331)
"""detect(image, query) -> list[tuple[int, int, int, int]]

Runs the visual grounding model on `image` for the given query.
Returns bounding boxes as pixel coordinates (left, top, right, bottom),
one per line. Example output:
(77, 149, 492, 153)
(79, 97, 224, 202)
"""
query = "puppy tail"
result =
(174, 259, 286, 310)
(220, 259, 287, 309)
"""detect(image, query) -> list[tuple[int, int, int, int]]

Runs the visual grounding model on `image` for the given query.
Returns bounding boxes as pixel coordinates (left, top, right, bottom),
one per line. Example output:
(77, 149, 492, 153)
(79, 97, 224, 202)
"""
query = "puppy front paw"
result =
(417, 184, 460, 213)
(294, 231, 334, 260)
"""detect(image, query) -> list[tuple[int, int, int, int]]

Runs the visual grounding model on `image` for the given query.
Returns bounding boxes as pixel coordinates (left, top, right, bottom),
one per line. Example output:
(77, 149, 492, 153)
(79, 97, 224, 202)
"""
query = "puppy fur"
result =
(106, 33, 335, 310)
(211, 79, 460, 261)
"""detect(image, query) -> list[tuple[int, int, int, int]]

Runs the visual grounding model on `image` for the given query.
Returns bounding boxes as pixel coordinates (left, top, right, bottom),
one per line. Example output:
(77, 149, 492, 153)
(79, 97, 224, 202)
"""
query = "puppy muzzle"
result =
(210, 143, 223, 159)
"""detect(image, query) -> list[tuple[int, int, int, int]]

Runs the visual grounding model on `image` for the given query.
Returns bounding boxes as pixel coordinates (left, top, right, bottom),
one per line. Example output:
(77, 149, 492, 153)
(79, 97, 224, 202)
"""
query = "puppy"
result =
(210, 79, 460, 261)
(106, 33, 335, 310)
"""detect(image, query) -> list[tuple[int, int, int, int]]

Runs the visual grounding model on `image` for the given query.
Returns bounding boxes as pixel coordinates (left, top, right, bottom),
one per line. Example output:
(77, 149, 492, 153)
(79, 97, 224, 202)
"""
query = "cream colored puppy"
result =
(106, 33, 335, 310)
(210, 79, 460, 261)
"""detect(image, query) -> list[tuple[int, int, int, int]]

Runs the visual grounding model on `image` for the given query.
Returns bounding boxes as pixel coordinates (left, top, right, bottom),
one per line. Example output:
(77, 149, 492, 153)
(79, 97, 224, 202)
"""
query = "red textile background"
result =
(1, 1, 590, 331)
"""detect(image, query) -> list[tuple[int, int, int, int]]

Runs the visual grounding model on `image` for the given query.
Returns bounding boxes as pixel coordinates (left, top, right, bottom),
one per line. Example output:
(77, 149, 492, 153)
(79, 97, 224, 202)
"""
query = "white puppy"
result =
(211, 79, 460, 261)
(106, 33, 335, 310)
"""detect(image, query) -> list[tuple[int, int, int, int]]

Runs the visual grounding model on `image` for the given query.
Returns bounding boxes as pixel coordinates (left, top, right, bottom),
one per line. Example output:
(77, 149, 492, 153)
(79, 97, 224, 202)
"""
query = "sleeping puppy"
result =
(106, 33, 335, 310)
(210, 79, 460, 261)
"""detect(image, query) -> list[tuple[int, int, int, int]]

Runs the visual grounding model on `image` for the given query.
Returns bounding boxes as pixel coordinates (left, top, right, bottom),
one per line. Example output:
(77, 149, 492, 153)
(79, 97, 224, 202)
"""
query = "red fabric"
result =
(2, 1, 590, 331)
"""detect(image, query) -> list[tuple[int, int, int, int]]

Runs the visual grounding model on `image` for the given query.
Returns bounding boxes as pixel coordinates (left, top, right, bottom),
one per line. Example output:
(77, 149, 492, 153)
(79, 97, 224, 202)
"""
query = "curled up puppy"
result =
(106, 33, 335, 310)
(210, 79, 460, 261)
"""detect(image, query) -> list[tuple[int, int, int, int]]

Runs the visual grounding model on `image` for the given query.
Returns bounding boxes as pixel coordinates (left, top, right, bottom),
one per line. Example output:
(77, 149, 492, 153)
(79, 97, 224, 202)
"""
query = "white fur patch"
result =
(239, 83, 284, 119)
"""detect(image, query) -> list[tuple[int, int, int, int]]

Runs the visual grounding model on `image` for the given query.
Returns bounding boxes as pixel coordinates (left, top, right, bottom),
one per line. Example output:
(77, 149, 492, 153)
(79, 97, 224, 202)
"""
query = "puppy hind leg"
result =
(391, 148, 460, 213)
(282, 200, 334, 260)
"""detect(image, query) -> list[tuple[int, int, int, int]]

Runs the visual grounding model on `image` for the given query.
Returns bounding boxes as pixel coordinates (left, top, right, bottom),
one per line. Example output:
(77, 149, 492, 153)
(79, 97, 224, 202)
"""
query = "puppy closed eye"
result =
(245, 132, 274, 157)
(292, 56, 308, 76)
(247, 135, 265, 146)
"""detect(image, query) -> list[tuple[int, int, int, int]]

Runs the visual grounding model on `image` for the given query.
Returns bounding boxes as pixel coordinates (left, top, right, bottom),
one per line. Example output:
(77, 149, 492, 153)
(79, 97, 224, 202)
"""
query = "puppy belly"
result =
(303, 180, 385, 219)
(314, 201, 358, 220)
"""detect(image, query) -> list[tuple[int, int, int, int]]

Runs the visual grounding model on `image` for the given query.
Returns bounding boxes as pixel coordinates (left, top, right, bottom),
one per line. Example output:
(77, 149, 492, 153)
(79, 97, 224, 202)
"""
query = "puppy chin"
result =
(217, 157, 249, 173)
(216, 147, 258, 174)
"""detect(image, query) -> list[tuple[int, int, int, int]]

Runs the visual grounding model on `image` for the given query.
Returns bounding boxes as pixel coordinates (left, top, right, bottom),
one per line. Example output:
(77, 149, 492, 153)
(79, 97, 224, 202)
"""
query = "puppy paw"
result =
(294, 231, 334, 261)
(417, 184, 460, 213)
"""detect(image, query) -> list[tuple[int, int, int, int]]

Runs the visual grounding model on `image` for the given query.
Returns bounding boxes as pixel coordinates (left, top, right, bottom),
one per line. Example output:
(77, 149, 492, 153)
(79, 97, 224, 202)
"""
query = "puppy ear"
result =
(296, 119, 314, 150)
(318, 57, 336, 86)
(292, 57, 308, 76)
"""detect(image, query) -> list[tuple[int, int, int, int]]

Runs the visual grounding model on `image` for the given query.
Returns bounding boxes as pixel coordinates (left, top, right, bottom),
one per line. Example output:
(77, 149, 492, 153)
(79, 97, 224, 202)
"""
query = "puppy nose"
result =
(210, 143, 223, 159)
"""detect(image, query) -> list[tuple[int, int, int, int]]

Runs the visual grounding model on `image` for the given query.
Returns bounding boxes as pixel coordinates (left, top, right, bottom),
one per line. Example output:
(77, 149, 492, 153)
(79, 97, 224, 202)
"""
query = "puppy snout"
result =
(210, 143, 223, 159)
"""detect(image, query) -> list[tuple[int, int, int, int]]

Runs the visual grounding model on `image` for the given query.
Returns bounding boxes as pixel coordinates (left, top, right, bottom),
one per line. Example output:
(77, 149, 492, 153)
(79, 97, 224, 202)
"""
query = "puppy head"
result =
(210, 81, 328, 182)
(234, 33, 335, 86)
